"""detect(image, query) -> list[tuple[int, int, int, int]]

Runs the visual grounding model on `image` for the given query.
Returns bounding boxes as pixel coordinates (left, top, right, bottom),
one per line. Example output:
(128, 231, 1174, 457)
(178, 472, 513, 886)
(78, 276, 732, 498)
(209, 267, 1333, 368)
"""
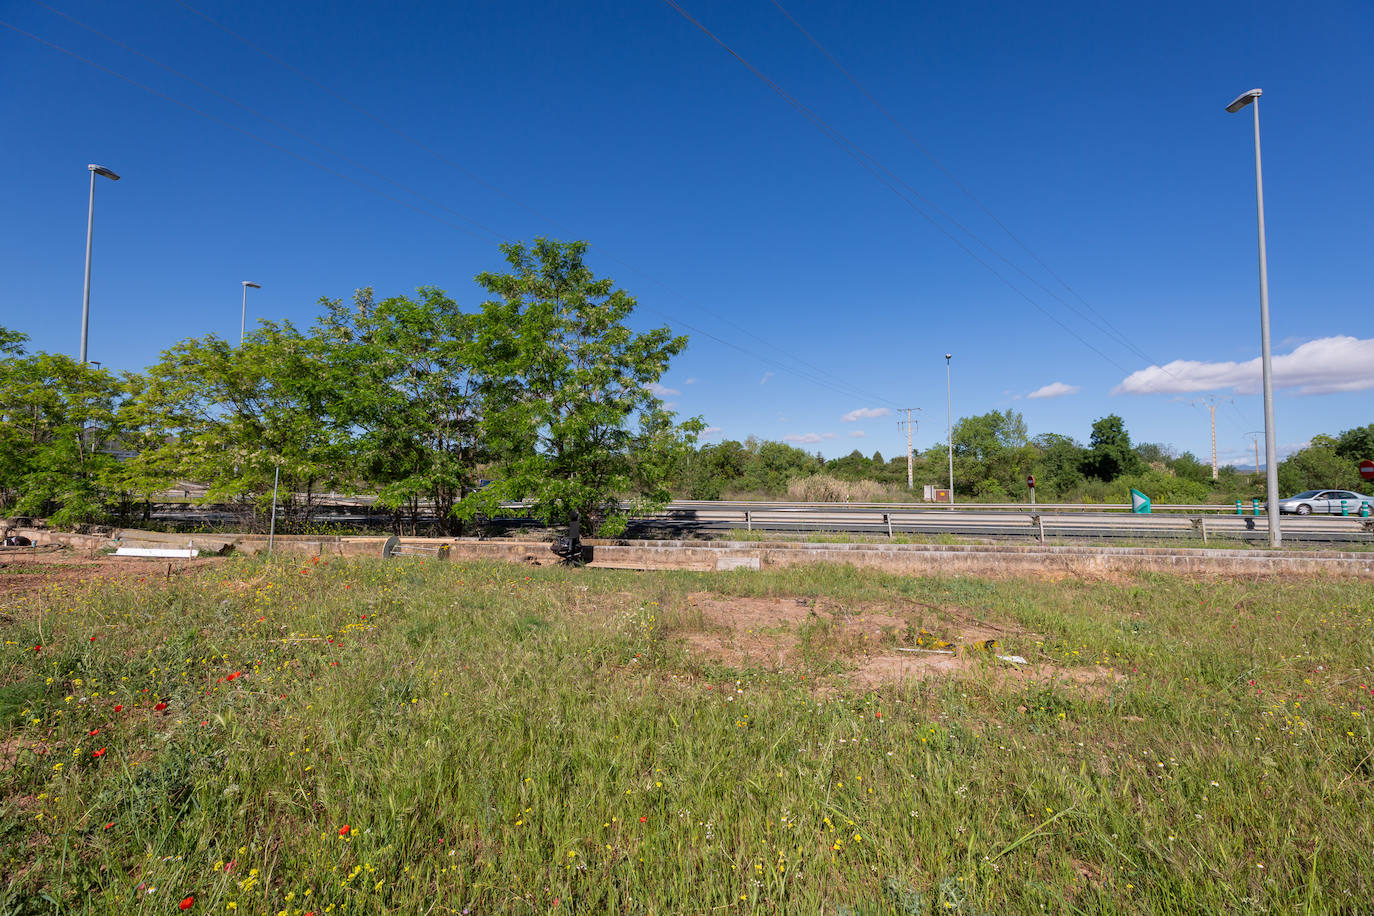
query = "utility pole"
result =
(1192, 396, 1232, 479)
(897, 408, 920, 490)
(1245, 431, 1263, 477)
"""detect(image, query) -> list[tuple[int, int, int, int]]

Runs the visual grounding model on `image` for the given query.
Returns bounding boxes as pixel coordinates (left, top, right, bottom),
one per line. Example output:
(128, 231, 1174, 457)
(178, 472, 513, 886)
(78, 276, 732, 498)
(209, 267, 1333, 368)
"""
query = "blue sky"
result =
(3, 0, 1371, 467)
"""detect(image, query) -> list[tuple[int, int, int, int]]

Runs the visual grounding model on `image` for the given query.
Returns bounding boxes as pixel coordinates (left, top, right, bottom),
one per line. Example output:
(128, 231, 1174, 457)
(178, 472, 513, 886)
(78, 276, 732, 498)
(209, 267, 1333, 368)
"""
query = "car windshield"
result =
(1289, 491, 1321, 499)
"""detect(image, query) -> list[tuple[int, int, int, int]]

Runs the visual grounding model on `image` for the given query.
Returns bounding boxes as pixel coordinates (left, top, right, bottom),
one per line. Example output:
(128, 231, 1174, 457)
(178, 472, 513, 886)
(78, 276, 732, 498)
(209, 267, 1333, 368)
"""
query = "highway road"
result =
(626, 502, 1373, 545)
(140, 498, 1374, 545)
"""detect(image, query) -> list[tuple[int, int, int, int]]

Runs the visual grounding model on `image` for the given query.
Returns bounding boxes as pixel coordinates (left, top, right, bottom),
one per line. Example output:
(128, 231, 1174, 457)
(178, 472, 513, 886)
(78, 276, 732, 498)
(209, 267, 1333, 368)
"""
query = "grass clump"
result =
(0, 557, 1370, 913)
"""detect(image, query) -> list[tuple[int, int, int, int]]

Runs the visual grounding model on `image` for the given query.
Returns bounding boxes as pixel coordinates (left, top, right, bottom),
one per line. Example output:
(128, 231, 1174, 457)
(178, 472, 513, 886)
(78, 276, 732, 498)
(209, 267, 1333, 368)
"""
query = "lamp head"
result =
(945, 353, 952, 360)
(88, 164, 120, 180)
(1225, 89, 1262, 113)
(242, 281, 261, 289)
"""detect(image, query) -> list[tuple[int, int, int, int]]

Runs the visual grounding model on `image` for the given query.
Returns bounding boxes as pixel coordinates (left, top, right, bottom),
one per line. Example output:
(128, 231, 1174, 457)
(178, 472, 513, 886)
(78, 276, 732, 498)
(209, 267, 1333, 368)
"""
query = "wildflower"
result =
(339, 825, 350, 836)
(155, 702, 168, 711)
(89, 729, 100, 736)
(639, 816, 647, 823)
(104, 822, 113, 830)
(114, 705, 123, 712)
(179, 896, 194, 910)
(93, 747, 107, 758)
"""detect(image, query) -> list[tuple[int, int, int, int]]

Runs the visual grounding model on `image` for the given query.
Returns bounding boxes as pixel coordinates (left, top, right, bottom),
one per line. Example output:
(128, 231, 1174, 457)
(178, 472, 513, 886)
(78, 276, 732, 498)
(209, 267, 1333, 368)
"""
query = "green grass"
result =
(1, 558, 1371, 914)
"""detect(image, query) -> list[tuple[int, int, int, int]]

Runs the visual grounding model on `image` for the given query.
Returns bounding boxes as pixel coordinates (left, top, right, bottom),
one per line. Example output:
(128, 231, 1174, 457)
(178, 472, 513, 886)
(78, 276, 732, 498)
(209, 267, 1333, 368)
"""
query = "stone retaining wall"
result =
(9, 525, 1374, 579)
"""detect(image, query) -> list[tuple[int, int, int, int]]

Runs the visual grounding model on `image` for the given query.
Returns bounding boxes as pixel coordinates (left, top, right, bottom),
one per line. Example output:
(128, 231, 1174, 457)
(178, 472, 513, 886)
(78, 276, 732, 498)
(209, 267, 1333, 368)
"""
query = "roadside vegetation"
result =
(2, 557, 1370, 913)
(1, 243, 1370, 536)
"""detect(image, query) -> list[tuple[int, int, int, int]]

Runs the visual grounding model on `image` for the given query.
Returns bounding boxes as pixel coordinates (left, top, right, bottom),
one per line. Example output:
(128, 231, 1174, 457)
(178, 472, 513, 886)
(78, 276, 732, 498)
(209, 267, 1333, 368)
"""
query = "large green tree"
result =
(0, 346, 127, 525)
(317, 287, 488, 535)
(457, 239, 693, 534)
(1083, 414, 1142, 481)
(122, 322, 350, 531)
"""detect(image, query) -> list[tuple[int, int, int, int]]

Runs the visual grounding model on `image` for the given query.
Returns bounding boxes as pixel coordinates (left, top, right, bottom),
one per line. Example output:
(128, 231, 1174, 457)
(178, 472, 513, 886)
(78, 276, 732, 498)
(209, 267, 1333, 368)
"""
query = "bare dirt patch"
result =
(678, 590, 1118, 691)
(0, 548, 222, 607)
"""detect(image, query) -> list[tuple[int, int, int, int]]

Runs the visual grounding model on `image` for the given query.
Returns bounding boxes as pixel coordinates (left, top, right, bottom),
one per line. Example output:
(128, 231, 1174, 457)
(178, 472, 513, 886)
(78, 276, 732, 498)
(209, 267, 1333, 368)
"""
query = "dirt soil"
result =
(678, 590, 1120, 691)
(0, 546, 222, 605)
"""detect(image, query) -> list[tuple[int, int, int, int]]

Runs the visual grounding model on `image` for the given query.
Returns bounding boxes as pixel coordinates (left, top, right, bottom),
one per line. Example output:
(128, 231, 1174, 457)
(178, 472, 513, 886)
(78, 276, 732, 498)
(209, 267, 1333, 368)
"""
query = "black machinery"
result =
(551, 510, 592, 566)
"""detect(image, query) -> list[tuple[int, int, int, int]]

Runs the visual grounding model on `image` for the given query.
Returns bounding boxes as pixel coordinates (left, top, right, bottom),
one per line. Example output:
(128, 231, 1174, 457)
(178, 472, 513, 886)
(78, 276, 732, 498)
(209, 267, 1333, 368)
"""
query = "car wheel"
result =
(1295, 504, 1312, 516)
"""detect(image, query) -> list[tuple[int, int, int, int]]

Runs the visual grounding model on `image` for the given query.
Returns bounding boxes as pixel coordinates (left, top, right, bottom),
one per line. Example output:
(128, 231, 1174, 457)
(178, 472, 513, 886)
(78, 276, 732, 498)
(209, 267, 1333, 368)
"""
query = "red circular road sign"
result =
(1027, 475, 1036, 488)
(1359, 459, 1374, 481)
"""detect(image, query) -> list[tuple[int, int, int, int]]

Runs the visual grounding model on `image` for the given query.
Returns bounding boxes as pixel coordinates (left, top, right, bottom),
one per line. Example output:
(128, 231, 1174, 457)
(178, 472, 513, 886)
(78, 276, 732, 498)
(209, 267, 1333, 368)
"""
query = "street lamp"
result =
(1226, 88, 1281, 548)
(240, 281, 261, 344)
(944, 353, 954, 505)
(80, 164, 120, 364)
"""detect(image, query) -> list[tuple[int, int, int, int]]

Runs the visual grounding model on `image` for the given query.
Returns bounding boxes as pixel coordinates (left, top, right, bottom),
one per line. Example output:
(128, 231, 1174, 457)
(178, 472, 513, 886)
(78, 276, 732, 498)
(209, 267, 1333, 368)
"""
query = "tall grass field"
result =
(1, 557, 1370, 914)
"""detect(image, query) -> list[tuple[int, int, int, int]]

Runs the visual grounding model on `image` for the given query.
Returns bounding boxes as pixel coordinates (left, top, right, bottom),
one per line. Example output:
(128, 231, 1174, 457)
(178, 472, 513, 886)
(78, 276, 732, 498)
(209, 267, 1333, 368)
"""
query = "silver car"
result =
(1277, 489, 1374, 515)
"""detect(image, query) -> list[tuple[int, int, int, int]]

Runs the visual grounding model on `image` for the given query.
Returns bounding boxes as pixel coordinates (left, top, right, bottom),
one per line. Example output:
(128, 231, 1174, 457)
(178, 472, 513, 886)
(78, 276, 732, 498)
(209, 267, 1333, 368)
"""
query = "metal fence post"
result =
(268, 465, 280, 555)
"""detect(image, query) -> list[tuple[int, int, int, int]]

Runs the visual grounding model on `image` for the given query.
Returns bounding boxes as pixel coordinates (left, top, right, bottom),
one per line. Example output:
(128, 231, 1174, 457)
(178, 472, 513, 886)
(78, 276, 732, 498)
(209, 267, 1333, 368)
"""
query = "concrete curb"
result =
(10, 527, 1373, 579)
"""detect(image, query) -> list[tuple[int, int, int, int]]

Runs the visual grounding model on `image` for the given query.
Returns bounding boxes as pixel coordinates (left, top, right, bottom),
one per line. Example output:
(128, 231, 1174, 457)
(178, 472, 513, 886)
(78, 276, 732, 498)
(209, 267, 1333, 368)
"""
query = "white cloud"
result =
(1114, 336, 1374, 396)
(783, 432, 837, 444)
(849, 430, 866, 438)
(647, 382, 680, 397)
(685, 377, 697, 385)
(701, 426, 723, 438)
(1027, 381, 1082, 399)
(842, 406, 891, 422)
(760, 372, 775, 385)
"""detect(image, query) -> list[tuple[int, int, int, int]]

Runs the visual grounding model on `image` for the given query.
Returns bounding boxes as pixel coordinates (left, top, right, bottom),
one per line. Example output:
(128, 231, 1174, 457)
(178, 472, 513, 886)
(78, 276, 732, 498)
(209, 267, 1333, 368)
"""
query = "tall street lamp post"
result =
(945, 353, 954, 505)
(1225, 88, 1281, 548)
(240, 281, 261, 344)
(80, 164, 120, 364)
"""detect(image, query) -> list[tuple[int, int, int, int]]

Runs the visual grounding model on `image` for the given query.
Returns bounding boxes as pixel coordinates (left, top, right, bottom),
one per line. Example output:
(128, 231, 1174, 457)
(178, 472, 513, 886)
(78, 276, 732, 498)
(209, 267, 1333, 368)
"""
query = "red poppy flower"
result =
(93, 747, 106, 757)
(154, 702, 168, 711)
(33, 645, 41, 652)
(114, 705, 123, 712)
(89, 728, 100, 736)
(179, 895, 194, 910)
(339, 825, 350, 836)
(227, 672, 240, 681)
(639, 816, 647, 823)
(103, 822, 113, 830)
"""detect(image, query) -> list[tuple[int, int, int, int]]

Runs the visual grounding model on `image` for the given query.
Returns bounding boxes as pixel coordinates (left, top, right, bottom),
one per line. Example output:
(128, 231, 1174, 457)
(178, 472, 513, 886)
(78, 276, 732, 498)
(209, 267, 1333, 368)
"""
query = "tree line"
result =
(0, 240, 695, 535)
(3, 238, 1370, 533)
(666, 411, 1373, 505)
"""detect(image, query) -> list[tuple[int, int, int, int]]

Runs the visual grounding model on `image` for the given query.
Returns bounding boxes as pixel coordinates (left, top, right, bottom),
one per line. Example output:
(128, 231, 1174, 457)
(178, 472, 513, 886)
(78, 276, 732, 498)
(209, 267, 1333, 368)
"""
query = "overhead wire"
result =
(766, 0, 1152, 359)
(766, 0, 1260, 405)
(4, 8, 900, 408)
(661, 0, 1135, 375)
(162, 0, 896, 407)
(0, 18, 502, 245)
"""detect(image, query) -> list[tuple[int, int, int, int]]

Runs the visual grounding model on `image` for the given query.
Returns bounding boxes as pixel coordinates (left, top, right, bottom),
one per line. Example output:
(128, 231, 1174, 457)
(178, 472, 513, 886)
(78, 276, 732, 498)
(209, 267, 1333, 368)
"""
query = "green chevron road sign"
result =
(1130, 488, 1151, 514)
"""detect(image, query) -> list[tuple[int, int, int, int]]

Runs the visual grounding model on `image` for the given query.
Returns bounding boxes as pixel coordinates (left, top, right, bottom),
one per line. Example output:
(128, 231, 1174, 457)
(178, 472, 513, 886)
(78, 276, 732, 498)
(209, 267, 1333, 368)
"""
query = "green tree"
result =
(122, 323, 351, 531)
(1030, 433, 1085, 497)
(1334, 424, 1374, 462)
(457, 239, 692, 534)
(1083, 414, 1142, 481)
(317, 286, 487, 535)
(0, 351, 126, 525)
(1277, 435, 1359, 494)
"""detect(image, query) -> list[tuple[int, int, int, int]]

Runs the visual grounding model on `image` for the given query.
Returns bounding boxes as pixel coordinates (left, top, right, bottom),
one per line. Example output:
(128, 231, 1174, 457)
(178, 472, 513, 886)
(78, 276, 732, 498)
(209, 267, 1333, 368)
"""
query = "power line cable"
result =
(765, 0, 1158, 365)
(0, 18, 502, 245)
(3, 16, 898, 407)
(766, 0, 1228, 389)
(661, 0, 1134, 374)
(154, 0, 903, 406)
(27, 0, 508, 242)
